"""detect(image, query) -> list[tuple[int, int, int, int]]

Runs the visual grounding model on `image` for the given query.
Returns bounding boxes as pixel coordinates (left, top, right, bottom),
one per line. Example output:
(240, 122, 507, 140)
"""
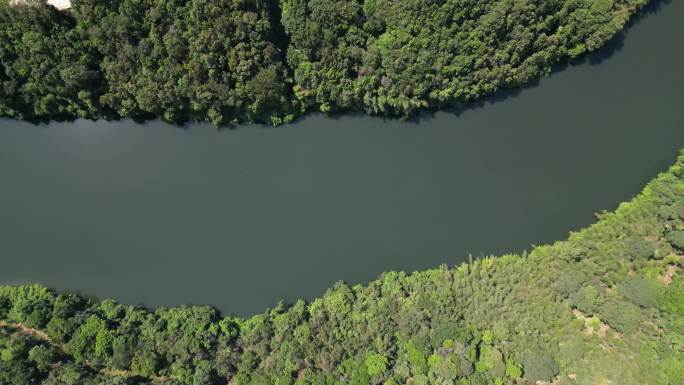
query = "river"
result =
(0, 1, 682, 316)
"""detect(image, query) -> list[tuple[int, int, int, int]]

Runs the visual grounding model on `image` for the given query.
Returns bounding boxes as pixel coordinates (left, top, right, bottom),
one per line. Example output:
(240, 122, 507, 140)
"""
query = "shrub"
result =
(52, 293, 88, 319)
(404, 341, 427, 375)
(11, 299, 52, 329)
(599, 300, 642, 333)
(666, 231, 684, 251)
(553, 270, 587, 299)
(676, 203, 684, 220)
(573, 285, 603, 315)
(505, 360, 522, 379)
(0, 297, 9, 319)
(428, 354, 460, 381)
(28, 345, 59, 370)
(193, 360, 216, 385)
(624, 238, 654, 260)
(1, 338, 29, 363)
(619, 277, 661, 308)
(663, 355, 684, 385)
(131, 350, 160, 377)
(664, 277, 684, 317)
(476, 345, 505, 377)
(521, 351, 559, 382)
(46, 318, 78, 344)
(365, 353, 388, 378)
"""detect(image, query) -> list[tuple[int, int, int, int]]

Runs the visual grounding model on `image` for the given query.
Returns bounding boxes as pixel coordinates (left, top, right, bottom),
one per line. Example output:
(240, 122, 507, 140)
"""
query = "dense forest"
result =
(1, 0, 651, 126)
(2, 150, 684, 384)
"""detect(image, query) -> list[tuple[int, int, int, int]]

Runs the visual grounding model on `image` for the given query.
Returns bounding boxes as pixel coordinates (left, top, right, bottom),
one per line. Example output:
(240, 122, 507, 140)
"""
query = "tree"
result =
(131, 349, 160, 378)
(11, 298, 52, 329)
(28, 345, 59, 371)
(111, 336, 133, 370)
(521, 351, 559, 383)
(193, 360, 216, 385)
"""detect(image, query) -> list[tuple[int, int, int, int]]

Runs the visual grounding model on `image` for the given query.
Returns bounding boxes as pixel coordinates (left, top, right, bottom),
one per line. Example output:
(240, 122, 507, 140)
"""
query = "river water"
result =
(0, 1, 682, 316)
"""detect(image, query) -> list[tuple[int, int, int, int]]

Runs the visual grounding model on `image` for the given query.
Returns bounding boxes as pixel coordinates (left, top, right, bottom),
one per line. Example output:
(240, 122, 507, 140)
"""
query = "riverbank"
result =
(1, 150, 683, 385)
(0, 0, 655, 126)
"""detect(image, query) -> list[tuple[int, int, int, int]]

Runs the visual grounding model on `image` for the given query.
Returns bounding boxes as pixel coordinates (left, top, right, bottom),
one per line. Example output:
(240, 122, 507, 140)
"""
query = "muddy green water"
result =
(0, 1, 682, 316)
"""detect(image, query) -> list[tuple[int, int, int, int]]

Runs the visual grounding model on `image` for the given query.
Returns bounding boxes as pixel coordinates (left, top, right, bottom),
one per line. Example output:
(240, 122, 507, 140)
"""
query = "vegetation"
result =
(1, 0, 653, 126)
(2, 148, 684, 385)
(280, 0, 650, 116)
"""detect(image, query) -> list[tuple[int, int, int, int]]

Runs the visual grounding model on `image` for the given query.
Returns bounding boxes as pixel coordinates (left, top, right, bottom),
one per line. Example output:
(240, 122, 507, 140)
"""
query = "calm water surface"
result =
(1, 1, 683, 316)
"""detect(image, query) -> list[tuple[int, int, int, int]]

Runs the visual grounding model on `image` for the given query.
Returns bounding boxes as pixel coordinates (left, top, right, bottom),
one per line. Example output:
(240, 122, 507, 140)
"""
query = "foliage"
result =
(280, 0, 651, 117)
(572, 285, 603, 315)
(619, 276, 661, 308)
(599, 298, 643, 334)
(0, 0, 102, 121)
(521, 351, 559, 383)
(0, 0, 291, 126)
(624, 237, 654, 260)
(666, 230, 684, 251)
(0, 0, 652, 125)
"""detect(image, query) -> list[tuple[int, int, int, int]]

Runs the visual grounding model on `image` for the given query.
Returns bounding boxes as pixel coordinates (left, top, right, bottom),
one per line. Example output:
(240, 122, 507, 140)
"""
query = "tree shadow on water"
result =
(28, 0, 669, 132)
(408, 0, 674, 125)
(585, 0, 672, 66)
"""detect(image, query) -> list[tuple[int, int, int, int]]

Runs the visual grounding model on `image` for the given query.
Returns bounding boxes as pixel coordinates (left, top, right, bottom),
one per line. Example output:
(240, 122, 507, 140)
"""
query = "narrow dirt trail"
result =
(0, 321, 173, 383)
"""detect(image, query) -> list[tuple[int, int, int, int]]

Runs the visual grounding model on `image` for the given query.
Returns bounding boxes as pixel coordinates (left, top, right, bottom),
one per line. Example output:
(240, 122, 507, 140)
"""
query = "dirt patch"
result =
(0, 320, 51, 342)
(0, 321, 172, 383)
(572, 309, 615, 339)
(661, 265, 679, 285)
(536, 377, 561, 385)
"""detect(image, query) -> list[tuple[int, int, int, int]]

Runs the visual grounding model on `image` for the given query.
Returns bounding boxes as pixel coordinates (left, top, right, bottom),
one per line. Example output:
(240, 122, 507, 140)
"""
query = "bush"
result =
(365, 353, 389, 378)
(0, 297, 9, 319)
(52, 293, 88, 319)
(404, 341, 427, 375)
(193, 360, 216, 385)
(521, 351, 559, 382)
(46, 318, 78, 344)
(663, 355, 684, 385)
(553, 268, 589, 299)
(505, 360, 522, 380)
(475, 345, 505, 378)
(131, 350, 160, 377)
(11, 299, 52, 329)
(664, 278, 684, 317)
(428, 354, 460, 381)
(676, 203, 684, 220)
(624, 238, 654, 260)
(619, 277, 661, 308)
(599, 300, 642, 333)
(28, 345, 59, 370)
(111, 337, 133, 370)
(666, 231, 684, 251)
(1, 338, 29, 363)
(572, 285, 604, 315)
